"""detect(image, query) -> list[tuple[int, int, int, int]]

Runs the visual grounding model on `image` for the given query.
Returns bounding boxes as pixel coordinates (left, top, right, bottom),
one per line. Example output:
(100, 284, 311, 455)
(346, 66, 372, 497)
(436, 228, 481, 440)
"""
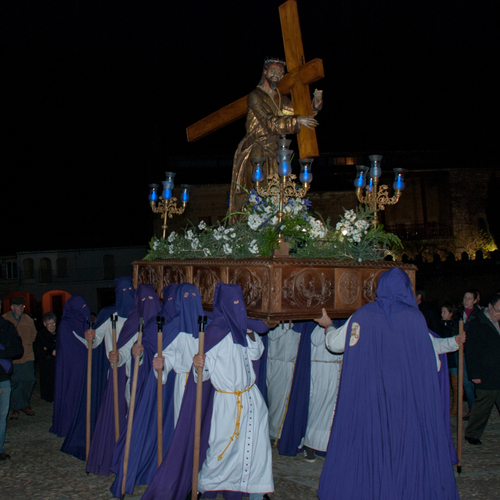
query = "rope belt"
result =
(215, 382, 254, 461)
(312, 359, 343, 364)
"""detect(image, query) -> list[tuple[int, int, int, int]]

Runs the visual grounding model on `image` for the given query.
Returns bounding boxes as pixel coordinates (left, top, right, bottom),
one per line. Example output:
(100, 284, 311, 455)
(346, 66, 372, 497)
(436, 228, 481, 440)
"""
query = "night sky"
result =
(1, 0, 495, 253)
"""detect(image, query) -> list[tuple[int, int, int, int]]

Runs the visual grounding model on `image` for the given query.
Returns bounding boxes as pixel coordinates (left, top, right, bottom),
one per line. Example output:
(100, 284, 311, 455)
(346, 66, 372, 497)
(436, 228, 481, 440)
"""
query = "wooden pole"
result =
(112, 315, 120, 442)
(457, 319, 464, 474)
(121, 318, 144, 499)
(85, 318, 95, 462)
(191, 316, 207, 500)
(156, 316, 164, 468)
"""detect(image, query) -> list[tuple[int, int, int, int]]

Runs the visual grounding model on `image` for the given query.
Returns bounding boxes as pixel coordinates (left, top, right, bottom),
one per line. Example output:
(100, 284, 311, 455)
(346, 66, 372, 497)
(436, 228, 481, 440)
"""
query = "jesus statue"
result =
(229, 58, 323, 215)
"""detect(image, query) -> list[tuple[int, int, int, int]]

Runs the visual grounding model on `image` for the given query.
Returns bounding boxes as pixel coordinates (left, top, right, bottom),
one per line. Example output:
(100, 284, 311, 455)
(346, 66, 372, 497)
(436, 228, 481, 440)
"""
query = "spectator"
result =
(416, 288, 441, 334)
(2, 297, 37, 419)
(34, 312, 58, 402)
(440, 303, 459, 415)
(0, 316, 24, 461)
(464, 292, 500, 445)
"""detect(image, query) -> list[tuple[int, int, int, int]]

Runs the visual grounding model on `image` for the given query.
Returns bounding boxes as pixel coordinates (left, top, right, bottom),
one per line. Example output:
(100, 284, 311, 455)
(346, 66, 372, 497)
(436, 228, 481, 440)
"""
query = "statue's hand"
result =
(312, 89, 323, 111)
(298, 116, 319, 130)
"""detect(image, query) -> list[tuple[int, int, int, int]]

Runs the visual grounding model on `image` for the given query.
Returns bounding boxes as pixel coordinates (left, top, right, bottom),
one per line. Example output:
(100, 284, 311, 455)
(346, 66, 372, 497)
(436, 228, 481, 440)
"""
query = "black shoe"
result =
(263, 495, 271, 500)
(0, 452, 11, 461)
(465, 436, 482, 445)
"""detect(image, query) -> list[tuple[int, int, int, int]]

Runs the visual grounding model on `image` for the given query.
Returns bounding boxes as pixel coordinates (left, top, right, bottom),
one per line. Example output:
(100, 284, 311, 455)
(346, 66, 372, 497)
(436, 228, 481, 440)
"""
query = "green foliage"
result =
(144, 199, 402, 262)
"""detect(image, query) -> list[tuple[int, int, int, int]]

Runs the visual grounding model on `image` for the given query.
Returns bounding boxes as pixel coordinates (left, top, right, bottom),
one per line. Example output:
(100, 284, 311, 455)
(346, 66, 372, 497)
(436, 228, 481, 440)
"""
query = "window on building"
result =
(57, 257, 68, 278)
(40, 258, 53, 283)
(23, 258, 34, 280)
(103, 254, 115, 280)
(2, 261, 17, 280)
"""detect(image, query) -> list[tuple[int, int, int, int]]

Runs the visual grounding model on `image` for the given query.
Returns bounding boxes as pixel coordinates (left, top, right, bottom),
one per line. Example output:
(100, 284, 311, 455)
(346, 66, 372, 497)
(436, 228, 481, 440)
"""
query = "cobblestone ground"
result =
(1, 386, 499, 500)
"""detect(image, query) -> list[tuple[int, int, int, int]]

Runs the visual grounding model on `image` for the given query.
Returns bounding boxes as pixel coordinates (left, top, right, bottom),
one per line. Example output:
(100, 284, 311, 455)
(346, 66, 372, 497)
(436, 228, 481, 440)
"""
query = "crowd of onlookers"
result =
(417, 287, 500, 445)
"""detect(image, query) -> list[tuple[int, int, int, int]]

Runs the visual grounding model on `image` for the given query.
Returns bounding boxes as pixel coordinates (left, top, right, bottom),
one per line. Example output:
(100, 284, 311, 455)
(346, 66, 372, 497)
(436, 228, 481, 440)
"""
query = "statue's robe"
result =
(230, 87, 299, 214)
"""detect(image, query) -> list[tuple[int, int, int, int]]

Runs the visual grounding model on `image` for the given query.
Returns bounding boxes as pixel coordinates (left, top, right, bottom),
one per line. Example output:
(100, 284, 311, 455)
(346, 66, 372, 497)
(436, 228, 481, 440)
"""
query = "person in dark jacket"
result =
(440, 303, 459, 415)
(34, 312, 58, 402)
(0, 316, 24, 461)
(464, 292, 500, 444)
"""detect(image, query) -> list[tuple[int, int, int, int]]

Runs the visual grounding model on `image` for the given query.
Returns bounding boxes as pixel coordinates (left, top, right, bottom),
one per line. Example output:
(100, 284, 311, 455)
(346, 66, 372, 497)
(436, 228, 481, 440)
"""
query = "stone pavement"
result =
(1, 386, 499, 500)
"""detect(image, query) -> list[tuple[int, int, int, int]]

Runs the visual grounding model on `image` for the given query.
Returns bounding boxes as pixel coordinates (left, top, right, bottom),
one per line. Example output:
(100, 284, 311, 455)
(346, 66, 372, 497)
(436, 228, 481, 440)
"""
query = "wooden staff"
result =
(457, 319, 464, 474)
(121, 317, 144, 499)
(156, 316, 165, 468)
(111, 315, 120, 442)
(192, 315, 207, 500)
(86, 317, 95, 462)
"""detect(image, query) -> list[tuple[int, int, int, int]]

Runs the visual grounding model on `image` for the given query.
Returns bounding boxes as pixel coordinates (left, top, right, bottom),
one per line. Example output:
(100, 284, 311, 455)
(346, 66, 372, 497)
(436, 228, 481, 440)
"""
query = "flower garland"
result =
(144, 194, 402, 262)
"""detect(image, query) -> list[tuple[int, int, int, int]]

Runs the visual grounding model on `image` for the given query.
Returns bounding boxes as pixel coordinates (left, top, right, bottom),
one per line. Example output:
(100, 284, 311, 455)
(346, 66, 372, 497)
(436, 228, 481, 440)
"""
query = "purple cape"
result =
(109, 283, 204, 497)
(318, 268, 459, 500)
(50, 295, 108, 461)
(86, 285, 161, 475)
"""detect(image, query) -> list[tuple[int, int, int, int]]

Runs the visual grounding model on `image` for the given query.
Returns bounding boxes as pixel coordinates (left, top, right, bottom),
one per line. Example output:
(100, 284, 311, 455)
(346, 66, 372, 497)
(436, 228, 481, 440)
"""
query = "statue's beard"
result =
(267, 78, 279, 90)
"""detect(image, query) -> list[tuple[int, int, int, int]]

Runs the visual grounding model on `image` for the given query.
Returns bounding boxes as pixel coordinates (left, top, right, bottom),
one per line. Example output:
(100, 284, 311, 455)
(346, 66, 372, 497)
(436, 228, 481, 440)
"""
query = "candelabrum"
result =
(354, 155, 407, 228)
(149, 172, 191, 238)
(250, 138, 314, 255)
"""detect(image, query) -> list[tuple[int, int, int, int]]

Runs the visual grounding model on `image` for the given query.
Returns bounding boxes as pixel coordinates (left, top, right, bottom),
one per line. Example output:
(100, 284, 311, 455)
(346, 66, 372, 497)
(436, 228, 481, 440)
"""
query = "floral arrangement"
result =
(144, 192, 402, 262)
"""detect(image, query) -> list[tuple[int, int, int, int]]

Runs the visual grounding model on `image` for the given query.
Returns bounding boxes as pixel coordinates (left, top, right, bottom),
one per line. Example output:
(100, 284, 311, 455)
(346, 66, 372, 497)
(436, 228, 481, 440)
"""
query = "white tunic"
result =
(266, 324, 301, 438)
(303, 325, 342, 452)
(155, 332, 199, 426)
(75, 314, 137, 404)
(326, 317, 459, 371)
(196, 333, 274, 495)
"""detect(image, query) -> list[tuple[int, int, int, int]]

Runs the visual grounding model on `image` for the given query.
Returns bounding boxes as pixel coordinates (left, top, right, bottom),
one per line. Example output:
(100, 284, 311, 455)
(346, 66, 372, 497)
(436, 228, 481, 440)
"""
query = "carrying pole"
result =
(85, 317, 95, 462)
(191, 316, 207, 500)
(120, 318, 144, 499)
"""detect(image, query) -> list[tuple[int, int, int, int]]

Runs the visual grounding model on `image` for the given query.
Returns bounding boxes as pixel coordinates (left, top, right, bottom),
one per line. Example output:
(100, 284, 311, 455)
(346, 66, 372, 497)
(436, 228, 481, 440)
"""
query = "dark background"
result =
(1, 0, 496, 253)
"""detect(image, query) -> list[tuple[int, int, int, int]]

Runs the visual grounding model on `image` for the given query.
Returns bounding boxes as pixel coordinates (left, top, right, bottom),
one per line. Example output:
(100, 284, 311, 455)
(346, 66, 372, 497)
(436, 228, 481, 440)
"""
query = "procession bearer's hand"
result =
(314, 308, 333, 329)
(109, 350, 119, 364)
(84, 329, 96, 343)
(131, 343, 144, 357)
(153, 356, 164, 371)
(193, 354, 206, 369)
(455, 331, 466, 346)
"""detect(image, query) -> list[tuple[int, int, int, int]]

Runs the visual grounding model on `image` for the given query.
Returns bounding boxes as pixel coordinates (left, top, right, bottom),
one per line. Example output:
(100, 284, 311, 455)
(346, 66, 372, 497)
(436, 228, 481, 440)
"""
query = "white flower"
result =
(186, 230, 194, 241)
(249, 239, 259, 254)
(203, 247, 211, 257)
(167, 231, 177, 243)
(153, 240, 159, 250)
(248, 213, 262, 230)
(223, 243, 232, 254)
(198, 220, 207, 230)
(191, 238, 200, 250)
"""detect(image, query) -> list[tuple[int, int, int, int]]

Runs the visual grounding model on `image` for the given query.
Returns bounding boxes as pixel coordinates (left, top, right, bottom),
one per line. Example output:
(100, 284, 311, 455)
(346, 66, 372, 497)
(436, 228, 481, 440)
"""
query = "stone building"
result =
(0, 246, 146, 323)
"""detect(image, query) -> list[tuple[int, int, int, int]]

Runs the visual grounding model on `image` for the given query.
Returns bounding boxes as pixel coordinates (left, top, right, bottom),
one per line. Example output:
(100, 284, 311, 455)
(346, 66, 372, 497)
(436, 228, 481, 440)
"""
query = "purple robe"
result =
(50, 295, 106, 438)
(50, 295, 108, 460)
(318, 268, 459, 500)
(110, 283, 204, 497)
(86, 284, 161, 475)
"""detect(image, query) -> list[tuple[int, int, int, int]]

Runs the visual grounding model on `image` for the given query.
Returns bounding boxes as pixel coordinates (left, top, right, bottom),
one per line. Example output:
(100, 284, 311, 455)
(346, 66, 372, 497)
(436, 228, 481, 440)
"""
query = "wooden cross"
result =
(185, 0, 325, 159)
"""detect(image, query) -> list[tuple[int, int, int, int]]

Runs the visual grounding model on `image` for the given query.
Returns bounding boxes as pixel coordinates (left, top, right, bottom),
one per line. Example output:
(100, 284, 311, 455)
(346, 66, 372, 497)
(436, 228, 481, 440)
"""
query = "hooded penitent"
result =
(318, 268, 459, 500)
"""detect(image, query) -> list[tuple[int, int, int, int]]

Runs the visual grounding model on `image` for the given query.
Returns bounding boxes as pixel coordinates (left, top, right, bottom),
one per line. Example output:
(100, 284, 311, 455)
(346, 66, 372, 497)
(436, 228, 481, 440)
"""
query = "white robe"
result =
(75, 314, 137, 405)
(196, 333, 274, 495)
(303, 325, 342, 452)
(266, 324, 301, 438)
(155, 332, 198, 426)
